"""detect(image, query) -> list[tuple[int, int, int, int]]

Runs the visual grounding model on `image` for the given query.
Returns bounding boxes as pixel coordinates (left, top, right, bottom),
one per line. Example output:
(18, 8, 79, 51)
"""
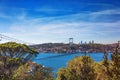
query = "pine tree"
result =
(111, 44, 120, 80)
(102, 50, 112, 80)
(79, 56, 96, 80)
(56, 55, 96, 80)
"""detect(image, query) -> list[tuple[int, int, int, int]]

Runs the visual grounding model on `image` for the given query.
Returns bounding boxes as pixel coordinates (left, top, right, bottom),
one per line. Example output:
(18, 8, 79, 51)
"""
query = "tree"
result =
(111, 45, 120, 80)
(56, 56, 97, 80)
(102, 50, 112, 80)
(13, 62, 53, 80)
(79, 56, 96, 80)
(0, 42, 38, 79)
(0, 42, 38, 61)
(101, 44, 120, 80)
(56, 43, 120, 80)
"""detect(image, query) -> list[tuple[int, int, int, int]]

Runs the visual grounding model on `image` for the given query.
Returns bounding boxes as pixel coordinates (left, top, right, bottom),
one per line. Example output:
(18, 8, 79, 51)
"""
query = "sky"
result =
(0, 0, 120, 44)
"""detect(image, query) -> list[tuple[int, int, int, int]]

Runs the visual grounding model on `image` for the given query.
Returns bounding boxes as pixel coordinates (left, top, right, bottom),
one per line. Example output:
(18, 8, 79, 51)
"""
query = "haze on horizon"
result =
(0, 0, 120, 44)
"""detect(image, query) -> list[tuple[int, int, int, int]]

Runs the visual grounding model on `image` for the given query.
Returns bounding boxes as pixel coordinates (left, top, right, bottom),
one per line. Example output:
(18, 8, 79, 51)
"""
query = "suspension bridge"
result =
(0, 33, 82, 60)
(0, 34, 74, 45)
(0, 34, 35, 45)
(0, 33, 119, 60)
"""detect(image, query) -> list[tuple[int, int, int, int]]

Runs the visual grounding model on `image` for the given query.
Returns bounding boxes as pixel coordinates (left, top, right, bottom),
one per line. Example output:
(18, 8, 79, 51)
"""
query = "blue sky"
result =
(0, 0, 120, 44)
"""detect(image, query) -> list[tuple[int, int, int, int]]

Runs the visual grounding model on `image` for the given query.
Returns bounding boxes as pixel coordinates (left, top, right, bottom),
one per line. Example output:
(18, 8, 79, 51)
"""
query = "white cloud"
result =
(0, 7, 120, 44)
(6, 19, 120, 44)
(36, 7, 73, 13)
(91, 9, 120, 15)
(0, 13, 12, 19)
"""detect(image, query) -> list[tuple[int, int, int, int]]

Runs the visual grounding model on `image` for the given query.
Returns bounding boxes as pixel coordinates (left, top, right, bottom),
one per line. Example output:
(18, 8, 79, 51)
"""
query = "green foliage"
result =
(0, 42, 119, 80)
(0, 42, 38, 61)
(102, 45, 120, 80)
(0, 42, 54, 80)
(13, 62, 53, 80)
(56, 45, 120, 80)
(110, 45, 120, 80)
(0, 42, 38, 80)
(101, 50, 111, 80)
(56, 68, 70, 80)
(56, 56, 97, 80)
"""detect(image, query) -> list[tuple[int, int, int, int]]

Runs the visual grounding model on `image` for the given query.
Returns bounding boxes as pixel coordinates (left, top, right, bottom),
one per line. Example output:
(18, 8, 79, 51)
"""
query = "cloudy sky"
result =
(0, 0, 120, 44)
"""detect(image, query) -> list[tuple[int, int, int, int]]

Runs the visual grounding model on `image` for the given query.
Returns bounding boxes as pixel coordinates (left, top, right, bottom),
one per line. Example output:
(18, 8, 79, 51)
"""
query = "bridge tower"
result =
(69, 38, 76, 53)
(69, 38, 73, 47)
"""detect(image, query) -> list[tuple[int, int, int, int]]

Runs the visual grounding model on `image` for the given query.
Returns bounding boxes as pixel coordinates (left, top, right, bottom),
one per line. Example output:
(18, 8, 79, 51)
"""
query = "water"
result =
(33, 53, 112, 76)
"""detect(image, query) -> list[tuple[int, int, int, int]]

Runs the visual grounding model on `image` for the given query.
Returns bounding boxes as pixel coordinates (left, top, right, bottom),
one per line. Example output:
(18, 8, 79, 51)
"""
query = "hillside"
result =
(30, 43, 116, 53)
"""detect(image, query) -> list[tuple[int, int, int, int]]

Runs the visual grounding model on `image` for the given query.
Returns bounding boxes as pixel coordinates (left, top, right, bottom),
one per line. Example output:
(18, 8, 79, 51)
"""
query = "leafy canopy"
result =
(0, 42, 38, 62)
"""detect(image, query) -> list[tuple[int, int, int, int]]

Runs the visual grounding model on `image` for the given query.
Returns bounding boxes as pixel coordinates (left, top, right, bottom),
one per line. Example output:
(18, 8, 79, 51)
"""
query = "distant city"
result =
(31, 38, 118, 53)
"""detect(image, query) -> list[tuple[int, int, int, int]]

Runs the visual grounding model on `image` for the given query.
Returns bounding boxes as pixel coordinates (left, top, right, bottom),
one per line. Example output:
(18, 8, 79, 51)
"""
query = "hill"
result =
(30, 43, 117, 53)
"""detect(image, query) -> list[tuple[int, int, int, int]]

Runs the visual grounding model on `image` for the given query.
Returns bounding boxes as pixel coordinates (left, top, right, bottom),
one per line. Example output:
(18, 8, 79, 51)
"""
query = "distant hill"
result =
(30, 43, 117, 53)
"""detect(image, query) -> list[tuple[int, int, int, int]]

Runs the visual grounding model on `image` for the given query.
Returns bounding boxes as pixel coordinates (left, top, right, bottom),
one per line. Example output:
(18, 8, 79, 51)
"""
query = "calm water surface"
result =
(33, 53, 112, 75)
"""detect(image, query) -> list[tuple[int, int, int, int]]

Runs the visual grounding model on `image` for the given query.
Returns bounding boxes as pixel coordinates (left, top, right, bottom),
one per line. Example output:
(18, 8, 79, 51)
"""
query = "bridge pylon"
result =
(69, 38, 73, 47)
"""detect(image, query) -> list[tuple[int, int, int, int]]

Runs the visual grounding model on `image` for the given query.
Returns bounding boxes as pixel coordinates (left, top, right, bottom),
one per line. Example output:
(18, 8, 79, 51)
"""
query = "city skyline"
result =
(0, 0, 120, 44)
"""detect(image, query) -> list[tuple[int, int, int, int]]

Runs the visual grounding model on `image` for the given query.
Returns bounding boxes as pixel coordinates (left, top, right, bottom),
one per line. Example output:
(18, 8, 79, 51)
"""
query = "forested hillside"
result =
(31, 43, 116, 53)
